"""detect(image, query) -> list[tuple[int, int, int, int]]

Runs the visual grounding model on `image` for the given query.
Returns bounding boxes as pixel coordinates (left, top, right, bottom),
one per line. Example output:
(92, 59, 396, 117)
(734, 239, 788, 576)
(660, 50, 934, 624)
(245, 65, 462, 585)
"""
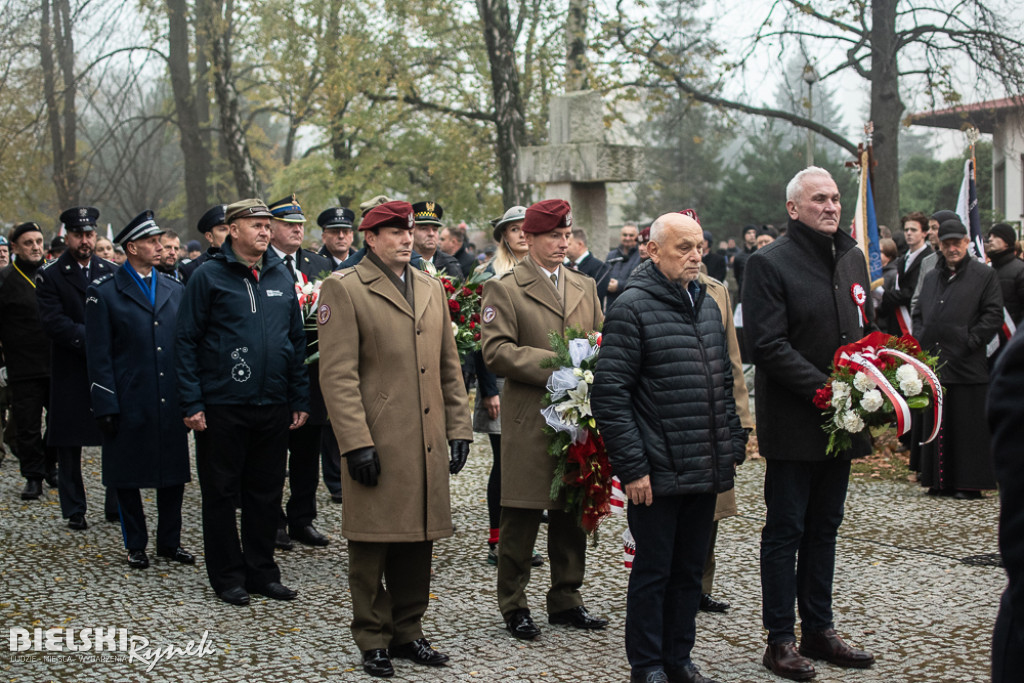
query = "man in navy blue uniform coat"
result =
(85, 211, 194, 570)
(35, 206, 118, 530)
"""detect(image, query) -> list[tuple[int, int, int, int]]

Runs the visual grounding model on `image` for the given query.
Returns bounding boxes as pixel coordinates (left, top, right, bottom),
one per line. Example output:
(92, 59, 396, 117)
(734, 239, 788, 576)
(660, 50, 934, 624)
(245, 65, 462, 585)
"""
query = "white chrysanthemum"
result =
(860, 389, 884, 412)
(842, 411, 865, 433)
(831, 381, 851, 407)
(896, 364, 919, 383)
(900, 377, 923, 396)
(583, 370, 595, 384)
(853, 371, 874, 393)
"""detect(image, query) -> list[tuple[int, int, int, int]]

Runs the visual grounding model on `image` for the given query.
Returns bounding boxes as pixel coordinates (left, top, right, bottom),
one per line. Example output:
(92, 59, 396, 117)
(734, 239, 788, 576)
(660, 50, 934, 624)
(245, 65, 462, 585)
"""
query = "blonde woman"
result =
(473, 207, 541, 566)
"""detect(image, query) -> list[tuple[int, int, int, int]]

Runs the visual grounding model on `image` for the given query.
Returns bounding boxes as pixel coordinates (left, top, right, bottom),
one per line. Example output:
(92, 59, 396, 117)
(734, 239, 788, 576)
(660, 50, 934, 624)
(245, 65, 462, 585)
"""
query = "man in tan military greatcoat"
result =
(318, 200, 473, 679)
(480, 198, 606, 641)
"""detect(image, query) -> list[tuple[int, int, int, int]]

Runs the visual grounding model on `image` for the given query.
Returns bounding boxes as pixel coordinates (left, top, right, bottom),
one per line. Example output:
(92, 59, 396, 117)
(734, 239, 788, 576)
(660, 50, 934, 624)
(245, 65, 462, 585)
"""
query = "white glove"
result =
(0, 366, 7, 388)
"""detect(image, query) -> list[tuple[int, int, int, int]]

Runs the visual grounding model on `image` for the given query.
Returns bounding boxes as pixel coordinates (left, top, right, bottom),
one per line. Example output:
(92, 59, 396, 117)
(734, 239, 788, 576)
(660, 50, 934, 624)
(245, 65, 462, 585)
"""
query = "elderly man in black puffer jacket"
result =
(593, 212, 747, 683)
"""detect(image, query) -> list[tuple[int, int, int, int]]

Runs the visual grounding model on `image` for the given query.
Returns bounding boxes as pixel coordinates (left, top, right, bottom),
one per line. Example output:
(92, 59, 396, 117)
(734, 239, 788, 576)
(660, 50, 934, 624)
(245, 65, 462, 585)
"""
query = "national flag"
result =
(852, 149, 884, 288)
(955, 158, 985, 262)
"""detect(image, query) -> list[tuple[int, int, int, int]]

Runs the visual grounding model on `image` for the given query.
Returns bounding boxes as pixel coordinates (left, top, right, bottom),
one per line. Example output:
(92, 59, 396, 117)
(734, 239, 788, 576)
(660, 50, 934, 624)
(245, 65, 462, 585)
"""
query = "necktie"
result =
(285, 254, 298, 283)
(82, 266, 90, 281)
(550, 273, 557, 288)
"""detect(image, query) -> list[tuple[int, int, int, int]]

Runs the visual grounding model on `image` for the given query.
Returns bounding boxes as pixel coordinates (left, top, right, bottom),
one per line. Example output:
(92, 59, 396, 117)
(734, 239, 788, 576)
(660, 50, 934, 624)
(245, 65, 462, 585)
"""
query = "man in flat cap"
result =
(412, 201, 462, 277)
(481, 198, 607, 641)
(176, 197, 310, 606)
(318, 206, 358, 269)
(36, 206, 118, 530)
(267, 194, 332, 550)
(0, 222, 58, 499)
(318, 200, 473, 678)
(85, 211, 194, 570)
(180, 204, 229, 283)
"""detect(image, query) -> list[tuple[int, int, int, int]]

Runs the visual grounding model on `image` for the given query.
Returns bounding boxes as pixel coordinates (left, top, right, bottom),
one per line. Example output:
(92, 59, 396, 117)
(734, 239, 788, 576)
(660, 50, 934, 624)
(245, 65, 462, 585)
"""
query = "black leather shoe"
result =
(389, 638, 449, 666)
(218, 586, 250, 606)
(667, 661, 722, 683)
(251, 582, 297, 600)
(128, 549, 149, 569)
(275, 527, 294, 551)
(362, 649, 394, 678)
(157, 546, 196, 564)
(505, 609, 541, 640)
(799, 628, 874, 669)
(953, 490, 982, 500)
(68, 513, 88, 530)
(632, 671, 669, 683)
(548, 605, 608, 630)
(20, 479, 42, 500)
(699, 593, 730, 613)
(290, 525, 329, 547)
(763, 641, 815, 681)
(531, 550, 544, 567)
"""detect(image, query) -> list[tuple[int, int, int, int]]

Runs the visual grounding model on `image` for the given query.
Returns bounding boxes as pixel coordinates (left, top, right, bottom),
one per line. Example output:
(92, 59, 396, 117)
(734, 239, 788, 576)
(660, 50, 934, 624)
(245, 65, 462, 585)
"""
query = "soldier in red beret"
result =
(480, 199, 608, 640)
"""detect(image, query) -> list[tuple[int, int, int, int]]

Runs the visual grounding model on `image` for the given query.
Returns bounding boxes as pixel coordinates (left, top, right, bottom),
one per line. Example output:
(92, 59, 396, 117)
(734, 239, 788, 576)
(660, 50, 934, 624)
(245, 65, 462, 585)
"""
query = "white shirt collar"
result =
(573, 250, 590, 266)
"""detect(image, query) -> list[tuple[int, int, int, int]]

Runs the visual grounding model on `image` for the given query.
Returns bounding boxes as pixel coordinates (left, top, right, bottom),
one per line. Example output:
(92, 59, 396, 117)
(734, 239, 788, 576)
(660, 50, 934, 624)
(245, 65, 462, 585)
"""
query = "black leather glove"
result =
(449, 439, 471, 475)
(343, 446, 380, 486)
(96, 415, 119, 438)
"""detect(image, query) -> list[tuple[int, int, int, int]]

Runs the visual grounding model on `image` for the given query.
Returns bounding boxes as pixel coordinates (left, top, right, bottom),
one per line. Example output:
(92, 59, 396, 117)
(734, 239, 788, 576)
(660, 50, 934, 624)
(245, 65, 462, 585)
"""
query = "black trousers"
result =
(196, 404, 289, 593)
(486, 433, 502, 534)
(626, 493, 716, 675)
(55, 446, 117, 519)
(760, 458, 851, 643)
(8, 377, 56, 480)
(993, 589, 1024, 683)
(321, 425, 342, 496)
(116, 485, 185, 551)
(279, 420, 321, 530)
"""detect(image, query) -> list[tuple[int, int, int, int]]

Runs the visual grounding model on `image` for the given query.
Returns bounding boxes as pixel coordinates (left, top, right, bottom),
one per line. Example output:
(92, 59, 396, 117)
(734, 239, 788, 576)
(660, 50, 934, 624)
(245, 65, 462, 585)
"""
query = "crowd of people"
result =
(0, 166, 1022, 682)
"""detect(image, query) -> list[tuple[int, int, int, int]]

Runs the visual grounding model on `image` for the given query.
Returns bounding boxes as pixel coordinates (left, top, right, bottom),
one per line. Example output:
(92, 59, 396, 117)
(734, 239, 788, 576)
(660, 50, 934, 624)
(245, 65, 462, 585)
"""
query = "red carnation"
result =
(448, 299, 460, 314)
(813, 385, 833, 410)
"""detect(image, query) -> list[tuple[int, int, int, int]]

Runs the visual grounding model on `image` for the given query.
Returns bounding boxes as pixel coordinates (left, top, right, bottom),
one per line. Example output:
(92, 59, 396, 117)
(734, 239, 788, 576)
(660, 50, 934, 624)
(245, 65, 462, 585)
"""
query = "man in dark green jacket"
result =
(175, 198, 310, 607)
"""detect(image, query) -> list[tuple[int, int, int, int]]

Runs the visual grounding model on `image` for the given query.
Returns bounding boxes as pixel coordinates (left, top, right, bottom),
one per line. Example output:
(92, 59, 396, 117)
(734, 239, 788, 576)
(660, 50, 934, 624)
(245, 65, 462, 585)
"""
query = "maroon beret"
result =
(523, 199, 573, 234)
(678, 208, 701, 225)
(359, 200, 415, 232)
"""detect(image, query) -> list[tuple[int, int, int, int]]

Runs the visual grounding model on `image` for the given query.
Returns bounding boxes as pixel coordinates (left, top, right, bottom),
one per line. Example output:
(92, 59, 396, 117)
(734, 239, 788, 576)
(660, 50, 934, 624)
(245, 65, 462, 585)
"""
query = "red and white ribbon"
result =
(851, 284, 867, 327)
(839, 350, 912, 436)
(610, 476, 626, 512)
(876, 348, 944, 445)
(895, 305, 912, 336)
(622, 527, 635, 570)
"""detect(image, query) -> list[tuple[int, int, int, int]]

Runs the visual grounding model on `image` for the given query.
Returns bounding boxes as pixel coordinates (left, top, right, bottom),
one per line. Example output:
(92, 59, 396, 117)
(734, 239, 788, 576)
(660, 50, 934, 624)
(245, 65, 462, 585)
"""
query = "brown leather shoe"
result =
(799, 629, 874, 669)
(763, 641, 816, 681)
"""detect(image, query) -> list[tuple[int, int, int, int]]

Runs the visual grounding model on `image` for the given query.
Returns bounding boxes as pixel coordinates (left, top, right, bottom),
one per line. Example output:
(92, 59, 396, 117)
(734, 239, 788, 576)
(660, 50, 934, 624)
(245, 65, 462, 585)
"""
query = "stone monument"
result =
(518, 90, 645, 247)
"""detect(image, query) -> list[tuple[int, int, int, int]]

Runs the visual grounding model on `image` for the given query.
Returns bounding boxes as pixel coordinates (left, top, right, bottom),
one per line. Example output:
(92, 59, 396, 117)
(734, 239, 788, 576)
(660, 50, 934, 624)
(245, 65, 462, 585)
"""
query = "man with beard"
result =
(0, 223, 58, 499)
(156, 230, 185, 282)
(36, 207, 118, 529)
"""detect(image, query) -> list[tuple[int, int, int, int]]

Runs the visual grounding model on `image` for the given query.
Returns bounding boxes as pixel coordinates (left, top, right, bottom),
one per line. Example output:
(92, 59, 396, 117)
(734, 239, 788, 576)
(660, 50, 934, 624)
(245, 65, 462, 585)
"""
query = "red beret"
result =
(523, 199, 572, 234)
(359, 201, 415, 232)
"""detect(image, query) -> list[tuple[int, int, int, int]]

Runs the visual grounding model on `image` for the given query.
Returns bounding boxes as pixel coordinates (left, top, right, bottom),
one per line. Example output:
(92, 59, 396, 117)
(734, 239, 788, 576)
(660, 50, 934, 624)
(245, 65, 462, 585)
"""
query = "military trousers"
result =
(348, 539, 433, 651)
(497, 506, 586, 618)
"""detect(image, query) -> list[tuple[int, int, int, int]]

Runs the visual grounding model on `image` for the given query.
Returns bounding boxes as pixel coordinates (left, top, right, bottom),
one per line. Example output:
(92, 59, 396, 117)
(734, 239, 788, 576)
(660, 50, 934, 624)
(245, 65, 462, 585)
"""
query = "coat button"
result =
(159, 372, 164, 377)
(420, 367, 426, 374)
(427, 445, 432, 453)
(160, 398, 166, 404)
(156, 346, 162, 351)
(424, 407, 430, 414)
(154, 321, 159, 326)
(416, 329, 421, 335)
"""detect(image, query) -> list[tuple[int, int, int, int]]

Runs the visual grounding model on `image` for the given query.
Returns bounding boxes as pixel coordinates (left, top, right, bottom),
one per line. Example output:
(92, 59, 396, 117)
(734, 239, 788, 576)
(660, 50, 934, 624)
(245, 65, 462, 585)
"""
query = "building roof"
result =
(909, 97, 1024, 134)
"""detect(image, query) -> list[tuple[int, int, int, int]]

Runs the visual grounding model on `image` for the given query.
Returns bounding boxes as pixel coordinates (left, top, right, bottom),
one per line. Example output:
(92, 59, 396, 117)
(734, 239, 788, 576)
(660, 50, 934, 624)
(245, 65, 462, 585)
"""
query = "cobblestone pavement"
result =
(0, 437, 1003, 682)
